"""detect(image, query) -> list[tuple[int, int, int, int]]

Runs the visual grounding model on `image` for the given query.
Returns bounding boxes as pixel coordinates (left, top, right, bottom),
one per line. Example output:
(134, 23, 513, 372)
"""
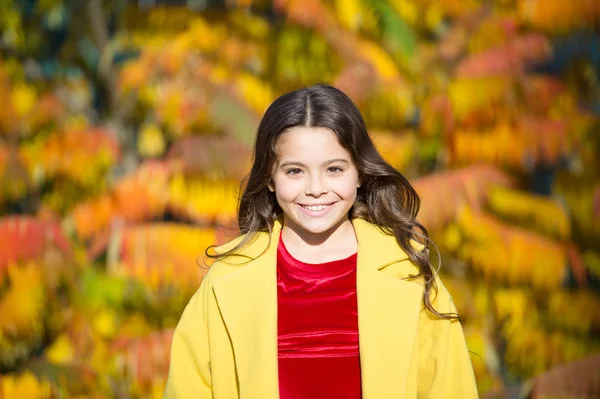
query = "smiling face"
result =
(269, 126, 360, 241)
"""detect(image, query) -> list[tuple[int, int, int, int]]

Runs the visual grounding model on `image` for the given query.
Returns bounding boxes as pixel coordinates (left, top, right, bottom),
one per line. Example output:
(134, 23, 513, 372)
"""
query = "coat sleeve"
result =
(164, 275, 213, 398)
(417, 276, 479, 398)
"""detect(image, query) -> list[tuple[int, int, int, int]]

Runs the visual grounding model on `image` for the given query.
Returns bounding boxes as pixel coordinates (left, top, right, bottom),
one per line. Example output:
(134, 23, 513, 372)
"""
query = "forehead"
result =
(275, 126, 350, 161)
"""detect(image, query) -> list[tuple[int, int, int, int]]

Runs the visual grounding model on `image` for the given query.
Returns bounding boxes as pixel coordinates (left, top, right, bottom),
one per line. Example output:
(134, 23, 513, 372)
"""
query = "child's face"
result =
(269, 126, 360, 238)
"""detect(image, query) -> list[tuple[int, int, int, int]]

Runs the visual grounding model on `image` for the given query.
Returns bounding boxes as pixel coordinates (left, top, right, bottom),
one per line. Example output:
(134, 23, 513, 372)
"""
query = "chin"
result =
(292, 213, 349, 236)
(298, 223, 336, 235)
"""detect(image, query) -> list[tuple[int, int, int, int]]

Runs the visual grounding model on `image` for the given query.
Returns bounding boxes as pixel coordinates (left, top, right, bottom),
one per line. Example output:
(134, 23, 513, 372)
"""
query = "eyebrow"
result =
(279, 159, 351, 168)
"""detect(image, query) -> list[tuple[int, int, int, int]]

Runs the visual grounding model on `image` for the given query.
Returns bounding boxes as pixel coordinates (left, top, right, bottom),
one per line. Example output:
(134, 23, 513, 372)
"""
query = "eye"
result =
(328, 166, 343, 173)
(286, 168, 303, 175)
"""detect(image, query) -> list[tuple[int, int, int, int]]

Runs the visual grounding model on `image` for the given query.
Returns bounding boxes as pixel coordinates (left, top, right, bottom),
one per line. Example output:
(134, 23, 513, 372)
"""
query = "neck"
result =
(280, 217, 358, 263)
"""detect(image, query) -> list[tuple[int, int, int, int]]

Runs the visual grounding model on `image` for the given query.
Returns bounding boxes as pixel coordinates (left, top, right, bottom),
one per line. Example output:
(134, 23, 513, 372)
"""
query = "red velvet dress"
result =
(277, 235, 362, 399)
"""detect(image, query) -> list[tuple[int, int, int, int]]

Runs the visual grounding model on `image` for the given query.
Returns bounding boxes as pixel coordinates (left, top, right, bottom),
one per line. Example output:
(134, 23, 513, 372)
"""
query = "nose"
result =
(305, 174, 328, 197)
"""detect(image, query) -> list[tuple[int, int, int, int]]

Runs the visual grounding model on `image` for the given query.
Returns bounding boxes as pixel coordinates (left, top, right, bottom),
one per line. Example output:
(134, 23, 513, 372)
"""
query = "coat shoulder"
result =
(203, 230, 272, 277)
(353, 218, 426, 252)
(353, 219, 426, 275)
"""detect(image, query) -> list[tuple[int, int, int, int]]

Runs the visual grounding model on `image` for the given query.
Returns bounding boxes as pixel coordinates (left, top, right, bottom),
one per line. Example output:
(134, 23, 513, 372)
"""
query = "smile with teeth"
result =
(299, 203, 334, 211)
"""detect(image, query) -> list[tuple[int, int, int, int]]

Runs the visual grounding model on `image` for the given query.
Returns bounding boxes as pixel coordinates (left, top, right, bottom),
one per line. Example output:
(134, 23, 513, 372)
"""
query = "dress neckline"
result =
(277, 233, 357, 277)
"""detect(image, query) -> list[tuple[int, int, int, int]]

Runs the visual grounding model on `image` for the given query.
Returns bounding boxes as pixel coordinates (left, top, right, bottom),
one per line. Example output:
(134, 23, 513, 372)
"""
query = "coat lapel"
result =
(353, 219, 424, 398)
(211, 218, 424, 399)
(212, 222, 282, 399)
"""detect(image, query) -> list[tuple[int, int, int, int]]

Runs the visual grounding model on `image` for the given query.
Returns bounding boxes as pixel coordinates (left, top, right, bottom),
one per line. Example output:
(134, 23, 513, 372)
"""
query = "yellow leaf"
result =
(488, 186, 570, 238)
(448, 77, 508, 120)
(137, 123, 166, 158)
(438, 0, 481, 17)
(335, 0, 362, 31)
(442, 223, 462, 252)
(11, 83, 37, 118)
(0, 372, 52, 399)
(139, 85, 158, 107)
(93, 309, 118, 339)
(230, 10, 270, 38)
(208, 64, 231, 85)
(389, 0, 419, 25)
(371, 130, 416, 171)
(46, 334, 75, 364)
(357, 40, 399, 81)
(425, 4, 444, 32)
(236, 73, 274, 115)
(160, 91, 184, 134)
(0, 262, 45, 335)
(186, 17, 226, 53)
(64, 114, 89, 131)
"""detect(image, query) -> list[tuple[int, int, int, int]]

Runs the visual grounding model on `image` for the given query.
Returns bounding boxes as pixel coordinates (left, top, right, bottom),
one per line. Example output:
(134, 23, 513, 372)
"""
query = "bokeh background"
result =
(1, 0, 600, 397)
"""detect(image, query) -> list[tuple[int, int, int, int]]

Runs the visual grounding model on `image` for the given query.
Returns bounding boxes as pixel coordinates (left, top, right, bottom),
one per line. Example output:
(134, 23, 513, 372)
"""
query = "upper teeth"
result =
(303, 205, 330, 211)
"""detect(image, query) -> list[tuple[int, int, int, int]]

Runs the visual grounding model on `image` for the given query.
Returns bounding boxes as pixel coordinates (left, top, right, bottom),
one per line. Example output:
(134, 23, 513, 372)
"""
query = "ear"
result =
(268, 181, 275, 192)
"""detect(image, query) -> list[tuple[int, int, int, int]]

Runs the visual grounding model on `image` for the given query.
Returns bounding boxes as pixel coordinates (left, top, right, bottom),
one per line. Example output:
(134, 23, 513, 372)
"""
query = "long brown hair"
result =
(207, 84, 456, 321)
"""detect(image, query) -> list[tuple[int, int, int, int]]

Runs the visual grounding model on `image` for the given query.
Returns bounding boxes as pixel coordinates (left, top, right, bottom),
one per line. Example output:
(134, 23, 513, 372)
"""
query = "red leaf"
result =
(70, 161, 172, 241)
(166, 135, 251, 181)
(530, 353, 600, 398)
(456, 33, 551, 78)
(108, 223, 217, 288)
(413, 165, 514, 231)
(0, 216, 72, 276)
(111, 329, 174, 388)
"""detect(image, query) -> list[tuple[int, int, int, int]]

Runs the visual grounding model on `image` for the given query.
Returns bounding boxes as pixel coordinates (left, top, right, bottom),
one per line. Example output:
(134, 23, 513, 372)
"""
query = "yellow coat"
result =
(164, 218, 478, 398)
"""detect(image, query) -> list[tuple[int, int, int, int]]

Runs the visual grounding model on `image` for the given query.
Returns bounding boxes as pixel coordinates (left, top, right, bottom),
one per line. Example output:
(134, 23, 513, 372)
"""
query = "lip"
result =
(296, 202, 336, 217)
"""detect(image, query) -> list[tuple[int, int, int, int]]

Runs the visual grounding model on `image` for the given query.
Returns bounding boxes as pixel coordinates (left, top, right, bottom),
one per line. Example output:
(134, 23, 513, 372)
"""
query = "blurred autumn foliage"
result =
(1, 0, 600, 397)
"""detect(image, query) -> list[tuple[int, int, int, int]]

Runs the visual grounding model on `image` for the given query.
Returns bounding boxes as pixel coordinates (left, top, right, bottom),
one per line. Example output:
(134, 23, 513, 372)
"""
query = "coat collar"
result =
(212, 218, 424, 398)
(213, 218, 419, 272)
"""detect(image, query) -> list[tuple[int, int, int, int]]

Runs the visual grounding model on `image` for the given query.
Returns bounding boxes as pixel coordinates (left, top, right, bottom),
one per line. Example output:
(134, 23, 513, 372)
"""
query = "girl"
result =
(164, 84, 478, 398)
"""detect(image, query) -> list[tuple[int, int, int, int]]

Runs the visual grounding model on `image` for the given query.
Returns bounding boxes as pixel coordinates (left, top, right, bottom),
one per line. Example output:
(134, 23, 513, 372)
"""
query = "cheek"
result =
(273, 178, 303, 202)
(340, 186, 359, 200)
(331, 177, 359, 199)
